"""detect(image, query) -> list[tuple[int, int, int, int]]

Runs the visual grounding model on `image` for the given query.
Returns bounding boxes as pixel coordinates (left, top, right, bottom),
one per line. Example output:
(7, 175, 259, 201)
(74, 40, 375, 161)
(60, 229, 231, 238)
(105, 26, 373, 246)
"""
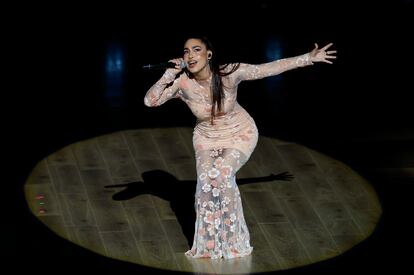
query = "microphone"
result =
(142, 60, 187, 70)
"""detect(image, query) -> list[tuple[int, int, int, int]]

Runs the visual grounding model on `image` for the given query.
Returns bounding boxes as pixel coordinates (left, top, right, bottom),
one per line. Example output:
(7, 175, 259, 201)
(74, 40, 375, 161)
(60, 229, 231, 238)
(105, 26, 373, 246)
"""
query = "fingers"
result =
(169, 58, 183, 64)
(321, 42, 333, 50)
(168, 58, 185, 69)
(311, 43, 337, 64)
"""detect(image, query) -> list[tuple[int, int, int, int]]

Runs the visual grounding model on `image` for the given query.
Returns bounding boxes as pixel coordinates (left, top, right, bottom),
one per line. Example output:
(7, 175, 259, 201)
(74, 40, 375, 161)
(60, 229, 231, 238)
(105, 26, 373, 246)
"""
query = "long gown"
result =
(144, 53, 313, 259)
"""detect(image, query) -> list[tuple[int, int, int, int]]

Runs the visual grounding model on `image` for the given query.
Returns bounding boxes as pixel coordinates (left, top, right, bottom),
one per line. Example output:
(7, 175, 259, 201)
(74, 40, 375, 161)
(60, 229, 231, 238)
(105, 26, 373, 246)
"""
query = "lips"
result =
(188, 60, 197, 68)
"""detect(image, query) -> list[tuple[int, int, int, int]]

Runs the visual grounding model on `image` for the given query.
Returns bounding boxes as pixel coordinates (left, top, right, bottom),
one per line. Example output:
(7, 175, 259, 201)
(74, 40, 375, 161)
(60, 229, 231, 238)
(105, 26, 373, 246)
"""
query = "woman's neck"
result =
(194, 67, 212, 81)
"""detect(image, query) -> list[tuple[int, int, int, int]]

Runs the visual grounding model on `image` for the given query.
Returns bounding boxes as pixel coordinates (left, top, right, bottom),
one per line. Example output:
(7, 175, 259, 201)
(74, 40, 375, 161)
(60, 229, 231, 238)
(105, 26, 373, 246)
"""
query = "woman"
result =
(144, 36, 336, 259)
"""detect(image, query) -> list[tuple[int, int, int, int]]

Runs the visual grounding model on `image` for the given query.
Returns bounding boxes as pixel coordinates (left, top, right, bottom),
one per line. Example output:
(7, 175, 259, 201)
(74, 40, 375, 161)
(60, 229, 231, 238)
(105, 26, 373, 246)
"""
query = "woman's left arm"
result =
(235, 43, 336, 83)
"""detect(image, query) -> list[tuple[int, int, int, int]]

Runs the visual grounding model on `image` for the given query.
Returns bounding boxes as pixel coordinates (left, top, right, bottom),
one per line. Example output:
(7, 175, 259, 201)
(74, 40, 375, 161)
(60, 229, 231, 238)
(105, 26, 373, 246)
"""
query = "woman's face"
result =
(183, 38, 212, 75)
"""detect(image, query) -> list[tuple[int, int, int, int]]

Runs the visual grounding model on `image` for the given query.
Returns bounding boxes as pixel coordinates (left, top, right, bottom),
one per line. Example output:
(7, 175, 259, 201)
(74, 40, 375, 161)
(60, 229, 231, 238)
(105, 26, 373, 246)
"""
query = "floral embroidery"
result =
(231, 150, 240, 158)
(220, 165, 233, 179)
(213, 156, 224, 168)
(199, 172, 207, 181)
(209, 147, 223, 157)
(202, 183, 211, 193)
(207, 167, 220, 179)
(186, 148, 253, 259)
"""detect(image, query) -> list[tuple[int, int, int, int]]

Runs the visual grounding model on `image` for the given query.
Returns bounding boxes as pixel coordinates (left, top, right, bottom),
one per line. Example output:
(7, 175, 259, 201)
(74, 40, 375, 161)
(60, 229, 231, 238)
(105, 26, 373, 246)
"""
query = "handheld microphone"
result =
(142, 60, 187, 70)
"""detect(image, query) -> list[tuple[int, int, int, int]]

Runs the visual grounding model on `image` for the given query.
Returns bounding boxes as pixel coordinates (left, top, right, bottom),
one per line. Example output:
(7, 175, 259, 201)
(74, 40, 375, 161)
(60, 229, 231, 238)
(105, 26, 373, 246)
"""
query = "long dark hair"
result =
(185, 36, 240, 125)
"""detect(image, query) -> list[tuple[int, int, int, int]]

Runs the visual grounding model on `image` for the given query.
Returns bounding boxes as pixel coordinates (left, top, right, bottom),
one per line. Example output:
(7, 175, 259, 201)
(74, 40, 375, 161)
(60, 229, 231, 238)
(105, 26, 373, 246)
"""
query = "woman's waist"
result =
(194, 105, 255, 137)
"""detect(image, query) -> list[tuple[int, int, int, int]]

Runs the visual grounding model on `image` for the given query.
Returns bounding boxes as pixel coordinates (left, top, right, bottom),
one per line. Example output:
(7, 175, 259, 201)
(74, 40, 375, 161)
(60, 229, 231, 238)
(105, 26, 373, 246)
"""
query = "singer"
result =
(144, 36, 336, 259)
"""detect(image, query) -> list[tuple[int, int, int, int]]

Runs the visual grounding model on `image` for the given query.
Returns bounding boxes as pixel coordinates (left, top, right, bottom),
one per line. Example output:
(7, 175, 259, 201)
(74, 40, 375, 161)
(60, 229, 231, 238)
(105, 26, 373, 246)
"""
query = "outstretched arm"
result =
(234, 43, 336, 83)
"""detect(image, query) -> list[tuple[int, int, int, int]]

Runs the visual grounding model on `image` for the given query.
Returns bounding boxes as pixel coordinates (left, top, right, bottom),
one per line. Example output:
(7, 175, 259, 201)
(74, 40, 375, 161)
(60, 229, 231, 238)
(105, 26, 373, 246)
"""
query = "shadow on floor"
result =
(105, 170, 294, 246)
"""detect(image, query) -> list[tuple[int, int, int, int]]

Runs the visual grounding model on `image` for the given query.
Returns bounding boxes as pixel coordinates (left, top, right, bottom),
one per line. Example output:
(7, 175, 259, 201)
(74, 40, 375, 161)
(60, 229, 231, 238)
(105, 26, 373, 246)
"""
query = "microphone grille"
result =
(179, 60, 187, 69)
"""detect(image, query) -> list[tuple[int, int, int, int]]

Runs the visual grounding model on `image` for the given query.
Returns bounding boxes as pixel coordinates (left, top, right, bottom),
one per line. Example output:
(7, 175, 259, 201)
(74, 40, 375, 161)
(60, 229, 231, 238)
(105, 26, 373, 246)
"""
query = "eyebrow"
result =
(184, 45, 202, 50)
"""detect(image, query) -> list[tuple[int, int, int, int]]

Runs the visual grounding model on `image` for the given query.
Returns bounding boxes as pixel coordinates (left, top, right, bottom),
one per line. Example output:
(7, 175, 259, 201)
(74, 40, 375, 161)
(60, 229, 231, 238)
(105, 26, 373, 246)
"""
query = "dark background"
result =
(6, 0, 414, 274)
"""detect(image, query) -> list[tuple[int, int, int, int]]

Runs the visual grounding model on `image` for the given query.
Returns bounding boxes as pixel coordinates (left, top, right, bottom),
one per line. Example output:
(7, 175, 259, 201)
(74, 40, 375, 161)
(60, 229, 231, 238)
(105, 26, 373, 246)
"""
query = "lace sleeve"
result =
(144, 70, 181, 107)
(234, 53, 313, 84)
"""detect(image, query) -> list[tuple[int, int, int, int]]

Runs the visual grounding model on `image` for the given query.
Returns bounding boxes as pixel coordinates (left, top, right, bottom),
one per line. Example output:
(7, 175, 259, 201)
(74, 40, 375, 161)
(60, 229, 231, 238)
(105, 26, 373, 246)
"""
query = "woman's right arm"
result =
(144, 70, 181, 107)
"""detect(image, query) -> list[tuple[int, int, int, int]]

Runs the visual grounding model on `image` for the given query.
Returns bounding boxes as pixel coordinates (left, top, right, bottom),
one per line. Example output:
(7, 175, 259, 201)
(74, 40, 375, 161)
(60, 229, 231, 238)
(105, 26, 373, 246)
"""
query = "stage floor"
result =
(23, 127, 382, 274)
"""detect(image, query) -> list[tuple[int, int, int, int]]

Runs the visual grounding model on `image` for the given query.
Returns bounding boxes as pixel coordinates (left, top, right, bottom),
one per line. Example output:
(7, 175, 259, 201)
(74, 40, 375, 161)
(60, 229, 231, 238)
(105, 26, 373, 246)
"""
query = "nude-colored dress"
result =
(144, 53, 312, 259)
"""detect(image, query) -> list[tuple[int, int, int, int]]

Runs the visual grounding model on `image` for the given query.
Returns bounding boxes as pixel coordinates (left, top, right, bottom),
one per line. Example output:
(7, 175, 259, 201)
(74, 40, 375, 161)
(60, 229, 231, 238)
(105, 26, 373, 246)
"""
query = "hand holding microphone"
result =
(166, 58, 186, 74)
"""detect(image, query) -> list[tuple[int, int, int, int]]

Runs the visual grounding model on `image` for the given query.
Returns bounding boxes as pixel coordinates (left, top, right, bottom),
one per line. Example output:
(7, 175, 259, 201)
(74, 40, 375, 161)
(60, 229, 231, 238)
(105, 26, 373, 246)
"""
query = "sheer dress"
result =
(144, 53, 312, 259)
